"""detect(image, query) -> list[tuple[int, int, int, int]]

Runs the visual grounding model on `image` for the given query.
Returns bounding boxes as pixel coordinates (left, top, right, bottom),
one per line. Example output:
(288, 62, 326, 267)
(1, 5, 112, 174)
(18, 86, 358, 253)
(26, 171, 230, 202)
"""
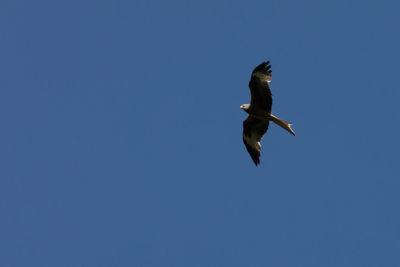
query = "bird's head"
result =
(240, 104, 250, 113)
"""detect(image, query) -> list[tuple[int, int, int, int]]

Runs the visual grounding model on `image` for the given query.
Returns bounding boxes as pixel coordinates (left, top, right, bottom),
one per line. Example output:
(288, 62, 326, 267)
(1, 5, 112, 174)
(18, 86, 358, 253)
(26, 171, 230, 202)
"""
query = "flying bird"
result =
(241, 61, 295, 166)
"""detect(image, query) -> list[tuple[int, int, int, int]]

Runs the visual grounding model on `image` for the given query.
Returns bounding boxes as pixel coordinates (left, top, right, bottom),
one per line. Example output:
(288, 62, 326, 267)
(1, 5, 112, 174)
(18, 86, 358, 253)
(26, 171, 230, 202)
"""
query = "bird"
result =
(240, 61, 295, 166)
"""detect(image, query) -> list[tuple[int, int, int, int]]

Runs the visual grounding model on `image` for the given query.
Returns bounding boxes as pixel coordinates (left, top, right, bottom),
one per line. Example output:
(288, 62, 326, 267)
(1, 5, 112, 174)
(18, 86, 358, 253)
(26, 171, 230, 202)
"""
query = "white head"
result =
(240, 104, 250, 113)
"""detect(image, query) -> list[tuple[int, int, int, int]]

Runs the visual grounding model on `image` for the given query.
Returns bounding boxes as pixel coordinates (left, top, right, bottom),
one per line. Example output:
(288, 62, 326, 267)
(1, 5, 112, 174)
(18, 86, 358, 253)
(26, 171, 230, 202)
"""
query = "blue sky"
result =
(1, 0, 400, 266)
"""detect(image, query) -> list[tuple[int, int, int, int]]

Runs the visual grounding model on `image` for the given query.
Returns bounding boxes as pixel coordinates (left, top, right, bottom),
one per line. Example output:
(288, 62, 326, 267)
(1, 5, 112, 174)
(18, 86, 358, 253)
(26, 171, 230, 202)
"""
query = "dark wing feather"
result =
(243, 116, 269, 166)
(248, 61, 273, 113)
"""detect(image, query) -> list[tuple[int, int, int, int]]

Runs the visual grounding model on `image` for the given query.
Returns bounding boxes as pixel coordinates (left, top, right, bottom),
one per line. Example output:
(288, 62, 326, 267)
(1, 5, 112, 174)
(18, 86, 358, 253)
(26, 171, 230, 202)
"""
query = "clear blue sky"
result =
(1, 0, 400, 266)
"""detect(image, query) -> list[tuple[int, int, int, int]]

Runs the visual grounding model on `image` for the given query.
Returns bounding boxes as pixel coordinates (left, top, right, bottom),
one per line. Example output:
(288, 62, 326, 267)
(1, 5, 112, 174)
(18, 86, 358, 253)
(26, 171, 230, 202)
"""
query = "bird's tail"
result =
(268, 114, 296, 136)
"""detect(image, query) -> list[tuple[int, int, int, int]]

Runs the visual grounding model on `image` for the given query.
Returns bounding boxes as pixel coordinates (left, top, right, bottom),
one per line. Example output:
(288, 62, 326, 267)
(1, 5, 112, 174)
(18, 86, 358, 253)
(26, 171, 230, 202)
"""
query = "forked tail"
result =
(268, 114, 296, 136)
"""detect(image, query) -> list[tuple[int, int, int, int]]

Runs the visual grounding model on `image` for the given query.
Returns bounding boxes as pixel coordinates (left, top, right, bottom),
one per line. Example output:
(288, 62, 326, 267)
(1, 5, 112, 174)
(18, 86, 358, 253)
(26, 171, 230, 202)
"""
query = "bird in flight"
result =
(241, 61, 295, 166)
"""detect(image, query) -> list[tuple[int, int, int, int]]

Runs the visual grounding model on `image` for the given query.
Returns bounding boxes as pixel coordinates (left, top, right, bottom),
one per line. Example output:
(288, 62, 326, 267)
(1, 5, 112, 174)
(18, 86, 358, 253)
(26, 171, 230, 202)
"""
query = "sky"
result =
(1, 0, 400, 266)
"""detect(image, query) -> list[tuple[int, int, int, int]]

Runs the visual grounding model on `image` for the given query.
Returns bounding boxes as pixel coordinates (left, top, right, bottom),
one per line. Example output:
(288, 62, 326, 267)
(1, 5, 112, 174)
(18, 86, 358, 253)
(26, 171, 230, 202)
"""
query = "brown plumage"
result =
(240, 61, 295, 166)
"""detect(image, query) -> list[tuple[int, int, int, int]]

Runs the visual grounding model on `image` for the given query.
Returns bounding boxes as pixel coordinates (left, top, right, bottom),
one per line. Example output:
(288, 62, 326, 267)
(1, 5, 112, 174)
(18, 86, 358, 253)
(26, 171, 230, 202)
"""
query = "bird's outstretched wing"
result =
(248, 61, 273, 114)
(243, 116, 269, 166)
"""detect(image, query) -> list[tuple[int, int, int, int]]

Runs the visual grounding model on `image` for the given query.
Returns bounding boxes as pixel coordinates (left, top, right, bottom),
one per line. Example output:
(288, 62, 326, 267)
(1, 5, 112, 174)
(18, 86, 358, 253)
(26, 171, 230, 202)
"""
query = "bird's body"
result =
(241, 61, 295, 166)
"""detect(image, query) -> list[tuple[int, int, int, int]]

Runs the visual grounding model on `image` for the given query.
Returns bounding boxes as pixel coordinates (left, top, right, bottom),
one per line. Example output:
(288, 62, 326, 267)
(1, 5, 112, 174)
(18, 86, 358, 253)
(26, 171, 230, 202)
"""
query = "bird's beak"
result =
(240, 105, 244, 109)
